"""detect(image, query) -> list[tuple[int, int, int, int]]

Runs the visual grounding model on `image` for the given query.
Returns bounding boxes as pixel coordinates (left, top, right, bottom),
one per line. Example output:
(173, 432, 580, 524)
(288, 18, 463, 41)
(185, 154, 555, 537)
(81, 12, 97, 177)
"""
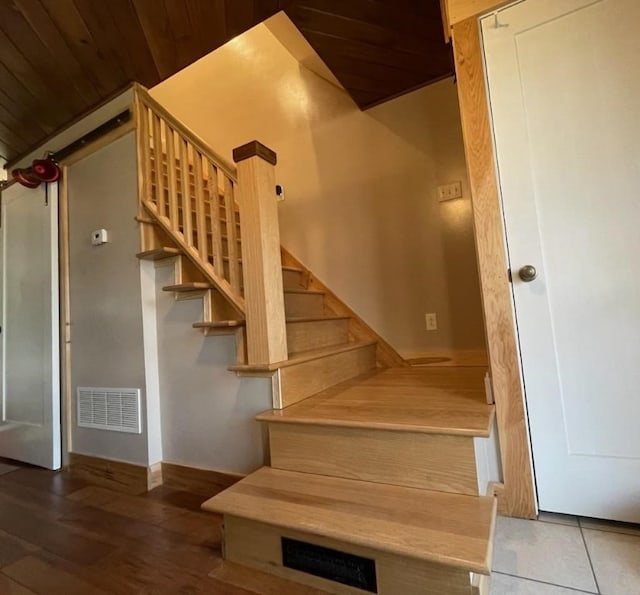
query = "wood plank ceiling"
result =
(0, 0, 452, 165)
(287, 0, 453, 109)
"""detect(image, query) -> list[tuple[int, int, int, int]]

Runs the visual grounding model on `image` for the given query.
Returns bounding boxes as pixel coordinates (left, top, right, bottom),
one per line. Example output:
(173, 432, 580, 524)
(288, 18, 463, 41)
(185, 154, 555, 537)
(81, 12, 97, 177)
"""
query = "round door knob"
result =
(518, 265, 538, 282)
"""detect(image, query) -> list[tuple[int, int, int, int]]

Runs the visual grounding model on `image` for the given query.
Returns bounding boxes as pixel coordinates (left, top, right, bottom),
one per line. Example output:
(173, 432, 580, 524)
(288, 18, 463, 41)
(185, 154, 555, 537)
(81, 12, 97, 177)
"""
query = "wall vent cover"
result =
(282, 537, 377, 592)
(77, 387, 142, 434)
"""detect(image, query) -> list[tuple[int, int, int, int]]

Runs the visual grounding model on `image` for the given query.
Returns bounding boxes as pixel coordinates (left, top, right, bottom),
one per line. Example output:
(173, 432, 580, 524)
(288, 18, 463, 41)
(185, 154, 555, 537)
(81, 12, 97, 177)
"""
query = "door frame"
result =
(443, 0, 537, 518)
(59, 168, 72, 466)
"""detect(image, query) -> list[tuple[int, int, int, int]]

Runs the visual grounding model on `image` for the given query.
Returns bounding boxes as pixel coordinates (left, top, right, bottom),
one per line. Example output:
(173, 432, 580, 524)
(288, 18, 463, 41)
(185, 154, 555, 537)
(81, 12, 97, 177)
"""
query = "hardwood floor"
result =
(0, 463, 325, 594)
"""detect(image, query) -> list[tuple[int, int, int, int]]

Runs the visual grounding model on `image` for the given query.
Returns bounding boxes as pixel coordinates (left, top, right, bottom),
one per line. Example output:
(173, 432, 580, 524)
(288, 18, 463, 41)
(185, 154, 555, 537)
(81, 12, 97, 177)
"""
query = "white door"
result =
(0, 183, 61, 470)
(482, 0, 640, 522)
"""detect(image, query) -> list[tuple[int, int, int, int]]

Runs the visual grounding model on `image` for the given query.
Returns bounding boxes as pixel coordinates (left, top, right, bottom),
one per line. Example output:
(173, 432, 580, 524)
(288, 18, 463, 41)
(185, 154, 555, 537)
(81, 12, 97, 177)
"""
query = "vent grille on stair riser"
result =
(77, 388, 142, 434)
(281, 537, 378, 593)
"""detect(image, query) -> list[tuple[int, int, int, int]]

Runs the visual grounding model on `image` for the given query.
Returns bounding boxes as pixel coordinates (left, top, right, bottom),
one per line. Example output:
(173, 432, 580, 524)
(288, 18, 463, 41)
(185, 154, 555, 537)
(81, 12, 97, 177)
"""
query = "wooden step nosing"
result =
(136, 247, 181, 260)
(281, 266, 305, 273)
(162, 283, 213, 292)
(286, 341, 376, 364)
(285, 316, 350, 324)
(228, 341, 376, 373)
(192, 320, 246, 329)
(283, 289, 325, 296)
(255, 413, 494, 437)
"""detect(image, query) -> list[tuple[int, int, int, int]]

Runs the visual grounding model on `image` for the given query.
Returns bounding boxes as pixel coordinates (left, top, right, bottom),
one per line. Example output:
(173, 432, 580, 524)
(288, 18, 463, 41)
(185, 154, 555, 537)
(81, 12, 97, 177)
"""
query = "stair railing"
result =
(134, 86, 288, 365)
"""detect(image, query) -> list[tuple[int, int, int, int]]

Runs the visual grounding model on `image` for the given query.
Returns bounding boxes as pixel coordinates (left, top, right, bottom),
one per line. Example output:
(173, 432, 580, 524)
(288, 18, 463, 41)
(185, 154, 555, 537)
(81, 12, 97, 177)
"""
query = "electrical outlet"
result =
(437, 181, 462, 202)
(425, 312, 438, 331)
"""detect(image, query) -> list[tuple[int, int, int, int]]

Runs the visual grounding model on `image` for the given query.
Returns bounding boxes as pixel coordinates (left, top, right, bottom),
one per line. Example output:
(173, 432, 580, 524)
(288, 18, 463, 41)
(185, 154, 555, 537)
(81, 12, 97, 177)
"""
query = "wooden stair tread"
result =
(162, 282, 212, 292)
(193, 320, 245, 329)
(257, 367, 495, 437)
(285, 316, 350, 323)
(202, 467, 496, 574)
(229, 340, 376, 373)
(281, 266, 305, 273)
(193, 316, 349, 331)
(136, 247, 180, 260)
(195, 316, 349, 327)
(283, 289, 324, 296)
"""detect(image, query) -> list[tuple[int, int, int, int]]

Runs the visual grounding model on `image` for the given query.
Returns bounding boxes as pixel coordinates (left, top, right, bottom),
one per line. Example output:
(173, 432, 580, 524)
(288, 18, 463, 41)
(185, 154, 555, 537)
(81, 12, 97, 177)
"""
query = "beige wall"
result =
(150, 20, 485, 355)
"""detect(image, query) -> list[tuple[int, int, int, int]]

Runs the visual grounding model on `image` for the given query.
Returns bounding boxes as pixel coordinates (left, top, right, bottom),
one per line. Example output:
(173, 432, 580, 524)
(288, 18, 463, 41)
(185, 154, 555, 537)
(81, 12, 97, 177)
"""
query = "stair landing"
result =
(257, 367, 494, 436)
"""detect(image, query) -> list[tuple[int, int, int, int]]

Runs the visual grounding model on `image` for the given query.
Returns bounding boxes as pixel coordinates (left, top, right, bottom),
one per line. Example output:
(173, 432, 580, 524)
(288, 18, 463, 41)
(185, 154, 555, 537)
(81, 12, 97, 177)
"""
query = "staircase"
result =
(133, 87, 496, 594)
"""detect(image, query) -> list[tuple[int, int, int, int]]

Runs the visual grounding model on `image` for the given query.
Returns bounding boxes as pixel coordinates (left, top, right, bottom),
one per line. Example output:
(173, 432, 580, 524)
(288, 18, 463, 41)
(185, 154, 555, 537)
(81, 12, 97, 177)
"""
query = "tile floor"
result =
(491, 513, 640, 594)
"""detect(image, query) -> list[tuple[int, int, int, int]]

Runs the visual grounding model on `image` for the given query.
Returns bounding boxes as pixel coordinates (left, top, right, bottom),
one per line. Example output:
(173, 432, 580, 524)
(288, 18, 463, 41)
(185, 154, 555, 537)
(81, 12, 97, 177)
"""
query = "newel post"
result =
(233, 141, 288, 365)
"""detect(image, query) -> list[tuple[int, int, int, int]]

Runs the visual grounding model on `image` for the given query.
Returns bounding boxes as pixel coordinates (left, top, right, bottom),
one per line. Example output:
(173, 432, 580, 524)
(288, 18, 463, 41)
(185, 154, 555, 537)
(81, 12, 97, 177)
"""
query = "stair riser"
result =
(223, 515, 478, 595)
(203, 290, 242, 323)
(268, 424, 479, 495)
(284, 292, 325, 318)
(286, 318, 350, 353)
(175, 254, 207, 284)
(276, 344, 376, 408)
(282, 269, 307, 290)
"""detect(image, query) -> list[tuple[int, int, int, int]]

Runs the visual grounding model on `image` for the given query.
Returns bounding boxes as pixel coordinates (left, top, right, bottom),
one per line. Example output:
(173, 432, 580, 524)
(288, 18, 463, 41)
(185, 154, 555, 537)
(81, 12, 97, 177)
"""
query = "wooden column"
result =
(233, 141, 288, 365)
(452, 17, 536, 518)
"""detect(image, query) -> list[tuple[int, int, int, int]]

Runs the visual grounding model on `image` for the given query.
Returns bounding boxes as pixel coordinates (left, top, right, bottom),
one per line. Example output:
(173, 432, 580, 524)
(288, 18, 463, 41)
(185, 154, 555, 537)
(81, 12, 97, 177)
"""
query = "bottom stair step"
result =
(203, 467, 496, 595)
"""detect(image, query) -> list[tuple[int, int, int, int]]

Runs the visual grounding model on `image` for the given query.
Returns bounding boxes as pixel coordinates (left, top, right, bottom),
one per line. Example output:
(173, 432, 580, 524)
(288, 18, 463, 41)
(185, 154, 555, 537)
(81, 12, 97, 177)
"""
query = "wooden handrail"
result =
(134, 85, 245, 315)
(134, 85, 288, 365)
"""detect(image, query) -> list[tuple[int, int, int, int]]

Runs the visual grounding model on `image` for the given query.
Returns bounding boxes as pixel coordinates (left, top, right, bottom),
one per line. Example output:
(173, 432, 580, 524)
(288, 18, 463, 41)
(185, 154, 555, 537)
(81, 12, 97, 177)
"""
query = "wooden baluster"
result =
(152, 114, 165, 218)
(187, 144, 198, 251)
(193, 152, 208, 264)
(165, 125, 179, 232)
(209, 163, 224, 277)
(223, 176, 241, 294)
(135, 99, 154, 250)
(233, 141, 287, 364)
(137, 103, 152, 203)
(179, 138, 193, 246)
